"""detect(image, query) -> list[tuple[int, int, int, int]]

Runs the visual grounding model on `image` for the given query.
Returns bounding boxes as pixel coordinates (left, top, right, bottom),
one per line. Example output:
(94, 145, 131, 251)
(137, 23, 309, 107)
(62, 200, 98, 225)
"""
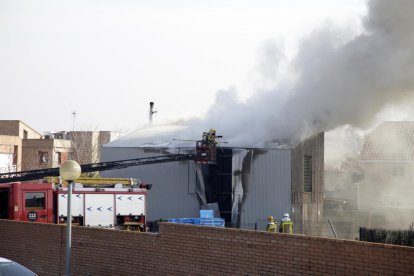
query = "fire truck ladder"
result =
(0, 154, 194, 183)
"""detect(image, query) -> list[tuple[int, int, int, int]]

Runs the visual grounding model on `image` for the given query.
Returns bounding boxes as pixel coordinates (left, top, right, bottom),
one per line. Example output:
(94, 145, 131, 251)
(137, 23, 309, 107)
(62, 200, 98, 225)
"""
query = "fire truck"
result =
(0, 178, 148, 231)
(0, 130, 221, 231)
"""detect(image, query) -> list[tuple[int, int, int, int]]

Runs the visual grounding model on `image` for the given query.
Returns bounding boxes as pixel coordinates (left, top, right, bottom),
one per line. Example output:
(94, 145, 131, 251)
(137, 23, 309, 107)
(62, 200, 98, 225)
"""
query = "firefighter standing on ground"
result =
(280, 213, 293, 234)
(266, 216, 278, 232)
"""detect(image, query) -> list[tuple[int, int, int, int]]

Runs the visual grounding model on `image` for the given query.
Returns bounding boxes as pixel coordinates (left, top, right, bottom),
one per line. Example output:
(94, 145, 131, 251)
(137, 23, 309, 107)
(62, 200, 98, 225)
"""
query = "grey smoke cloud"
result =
(182, 0, 414, 146)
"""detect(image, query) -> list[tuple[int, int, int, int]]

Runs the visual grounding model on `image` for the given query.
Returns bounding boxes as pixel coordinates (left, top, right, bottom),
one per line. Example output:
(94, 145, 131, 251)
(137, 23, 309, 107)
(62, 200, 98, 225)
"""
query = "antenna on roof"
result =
(72, 111, 77, 131)
(149, 102, 157, 124)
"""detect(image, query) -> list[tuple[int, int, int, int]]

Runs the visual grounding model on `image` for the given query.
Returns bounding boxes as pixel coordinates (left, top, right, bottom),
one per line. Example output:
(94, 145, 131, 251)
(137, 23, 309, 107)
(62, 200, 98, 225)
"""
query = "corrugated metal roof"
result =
(360, 122, 414, 160)
(104, 124, 291, 149)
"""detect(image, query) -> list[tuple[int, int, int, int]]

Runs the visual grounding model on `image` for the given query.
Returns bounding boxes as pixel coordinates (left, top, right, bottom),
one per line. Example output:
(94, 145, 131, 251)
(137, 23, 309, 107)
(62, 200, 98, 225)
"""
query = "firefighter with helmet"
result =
(266, 216, 278, 232)
(206, 129, 218, 145)
(280, 213, 293, 234)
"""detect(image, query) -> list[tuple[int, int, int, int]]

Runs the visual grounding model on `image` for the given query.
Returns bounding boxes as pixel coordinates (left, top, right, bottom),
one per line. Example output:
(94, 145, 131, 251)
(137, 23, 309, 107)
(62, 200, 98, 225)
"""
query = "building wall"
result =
(359, 161, 414, 208)
(22, 139, 72, 170)
(101, 147, 200, 221)
(0, 135, 21, 172)
(358, 160, 414, 229)
(236, 149, 292, 230)
(102, 146, 293, 227)
(0, 120, 42, 139)
(0, 121, 42, 171)
(291, 132, 324, 235)
(0, 220, 413, 276)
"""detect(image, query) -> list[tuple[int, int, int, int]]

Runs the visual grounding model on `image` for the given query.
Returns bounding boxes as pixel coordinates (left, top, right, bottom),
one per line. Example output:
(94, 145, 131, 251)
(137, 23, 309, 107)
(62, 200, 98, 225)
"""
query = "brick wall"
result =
(0, 220, 413, 275)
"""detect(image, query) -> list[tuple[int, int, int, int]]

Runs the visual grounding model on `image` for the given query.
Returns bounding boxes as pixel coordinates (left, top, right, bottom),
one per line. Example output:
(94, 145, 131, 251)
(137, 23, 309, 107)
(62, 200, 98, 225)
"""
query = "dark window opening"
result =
(38, 151, 49, 164)
(25, 192, 45, 209)
(23, 130, 28, 139)
(304, 155, 312, 192)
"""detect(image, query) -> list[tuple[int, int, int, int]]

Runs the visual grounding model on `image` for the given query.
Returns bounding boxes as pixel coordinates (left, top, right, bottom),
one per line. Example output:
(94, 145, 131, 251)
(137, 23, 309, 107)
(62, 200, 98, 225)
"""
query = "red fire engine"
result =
(0, 179, 148, 231)
(0, 130, 221, 231)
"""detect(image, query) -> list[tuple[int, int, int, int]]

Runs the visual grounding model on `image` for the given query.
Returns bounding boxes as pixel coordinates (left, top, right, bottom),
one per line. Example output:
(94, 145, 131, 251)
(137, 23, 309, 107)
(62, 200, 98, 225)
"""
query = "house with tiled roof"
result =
(361, 122, 414, 161)
(358, 122, 414, 229)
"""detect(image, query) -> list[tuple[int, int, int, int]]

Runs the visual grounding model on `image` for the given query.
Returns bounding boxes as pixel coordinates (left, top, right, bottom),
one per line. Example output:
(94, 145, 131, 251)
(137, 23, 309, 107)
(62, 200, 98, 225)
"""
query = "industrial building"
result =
(102, 125, 324, 235)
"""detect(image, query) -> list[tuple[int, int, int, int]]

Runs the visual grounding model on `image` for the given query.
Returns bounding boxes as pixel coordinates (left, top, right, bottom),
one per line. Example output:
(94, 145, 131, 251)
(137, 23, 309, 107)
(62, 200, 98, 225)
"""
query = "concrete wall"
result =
(0, 220, 413, 275)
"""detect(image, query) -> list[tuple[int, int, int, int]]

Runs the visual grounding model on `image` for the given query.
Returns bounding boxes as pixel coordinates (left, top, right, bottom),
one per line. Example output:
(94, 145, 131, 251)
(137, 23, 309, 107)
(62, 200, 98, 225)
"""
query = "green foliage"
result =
(360, 227, 414, 247)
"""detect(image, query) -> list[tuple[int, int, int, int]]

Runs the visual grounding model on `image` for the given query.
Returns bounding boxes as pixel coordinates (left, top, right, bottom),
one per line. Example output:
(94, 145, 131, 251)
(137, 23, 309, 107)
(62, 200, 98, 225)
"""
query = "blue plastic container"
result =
(199, 218, 225, 227)
(200, 210, 214, 219)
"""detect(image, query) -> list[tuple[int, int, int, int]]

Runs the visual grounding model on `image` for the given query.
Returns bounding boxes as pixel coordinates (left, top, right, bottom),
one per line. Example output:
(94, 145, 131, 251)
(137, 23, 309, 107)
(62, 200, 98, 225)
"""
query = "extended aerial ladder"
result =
(0, 129, 221, 184)
(0, 154, 194, 184)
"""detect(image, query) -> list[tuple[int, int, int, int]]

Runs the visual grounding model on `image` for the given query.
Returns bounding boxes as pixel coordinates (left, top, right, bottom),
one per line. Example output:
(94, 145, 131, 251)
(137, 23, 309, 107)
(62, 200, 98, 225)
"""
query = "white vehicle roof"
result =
(0, 257, 12, 262)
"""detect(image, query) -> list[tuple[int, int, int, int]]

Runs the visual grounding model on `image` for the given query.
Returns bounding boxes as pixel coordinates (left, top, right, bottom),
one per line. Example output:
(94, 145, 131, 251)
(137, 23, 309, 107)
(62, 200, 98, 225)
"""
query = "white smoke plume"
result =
(179, 0, 414, 147)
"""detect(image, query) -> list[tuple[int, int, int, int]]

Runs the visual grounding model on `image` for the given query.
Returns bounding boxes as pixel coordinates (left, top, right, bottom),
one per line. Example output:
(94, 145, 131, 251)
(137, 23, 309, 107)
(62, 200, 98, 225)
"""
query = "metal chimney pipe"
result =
(149, 102, 156, 124)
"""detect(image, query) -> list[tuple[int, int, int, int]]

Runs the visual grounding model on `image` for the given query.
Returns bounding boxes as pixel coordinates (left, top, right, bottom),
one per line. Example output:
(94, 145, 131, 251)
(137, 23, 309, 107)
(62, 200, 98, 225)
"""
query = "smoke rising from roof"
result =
(180, 0, 414, 146)
(113, 0, 414, 149)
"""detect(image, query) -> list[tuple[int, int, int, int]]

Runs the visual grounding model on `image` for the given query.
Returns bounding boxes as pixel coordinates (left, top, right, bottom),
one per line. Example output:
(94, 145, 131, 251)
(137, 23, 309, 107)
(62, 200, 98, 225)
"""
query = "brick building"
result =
(0, 120, 123, 172)
(0, 120, 42, 172)
(21, 138, 72, 170)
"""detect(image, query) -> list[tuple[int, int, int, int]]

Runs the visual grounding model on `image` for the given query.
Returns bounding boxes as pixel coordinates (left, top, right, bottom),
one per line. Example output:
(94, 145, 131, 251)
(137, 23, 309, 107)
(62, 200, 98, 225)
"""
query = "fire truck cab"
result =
(0, 182, 53, 223)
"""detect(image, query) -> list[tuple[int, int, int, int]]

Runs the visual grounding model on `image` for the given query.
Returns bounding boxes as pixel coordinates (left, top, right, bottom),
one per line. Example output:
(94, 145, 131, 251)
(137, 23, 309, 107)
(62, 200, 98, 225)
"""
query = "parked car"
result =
(0, 257, 37, 276)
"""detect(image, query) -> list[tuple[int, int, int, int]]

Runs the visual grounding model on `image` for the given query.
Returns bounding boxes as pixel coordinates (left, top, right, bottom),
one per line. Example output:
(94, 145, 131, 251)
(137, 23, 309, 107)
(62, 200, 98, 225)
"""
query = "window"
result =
(304, 155, 312, 192)
(38, 151, 49, 164)
(57, 152, 62, 165)
(25, 192, 45, 209)
(392, 167, 405, 177)
(23, 130, 28, 139)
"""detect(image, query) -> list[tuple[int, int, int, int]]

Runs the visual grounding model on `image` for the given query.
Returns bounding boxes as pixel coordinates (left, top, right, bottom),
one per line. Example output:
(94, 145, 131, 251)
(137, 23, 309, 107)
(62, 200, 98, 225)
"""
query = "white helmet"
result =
(283, 213, 290, 218)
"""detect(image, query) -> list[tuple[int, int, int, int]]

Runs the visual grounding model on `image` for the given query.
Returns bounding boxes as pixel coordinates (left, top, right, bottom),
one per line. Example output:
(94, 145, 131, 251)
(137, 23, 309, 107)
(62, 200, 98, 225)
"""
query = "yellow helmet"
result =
(267, 216, 274, 221)
(209, 129, 216, 134)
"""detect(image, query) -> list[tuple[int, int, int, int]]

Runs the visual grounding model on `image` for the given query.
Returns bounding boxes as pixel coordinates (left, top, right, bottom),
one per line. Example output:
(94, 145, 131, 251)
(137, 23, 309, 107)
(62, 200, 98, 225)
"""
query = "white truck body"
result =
(57, 187, 147, 228)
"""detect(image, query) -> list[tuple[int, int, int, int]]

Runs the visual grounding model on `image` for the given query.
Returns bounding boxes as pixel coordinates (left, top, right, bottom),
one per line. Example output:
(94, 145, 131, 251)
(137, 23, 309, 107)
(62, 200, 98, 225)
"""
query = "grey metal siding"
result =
(238, 149, 292, 230)
(101, 147, 200, 221)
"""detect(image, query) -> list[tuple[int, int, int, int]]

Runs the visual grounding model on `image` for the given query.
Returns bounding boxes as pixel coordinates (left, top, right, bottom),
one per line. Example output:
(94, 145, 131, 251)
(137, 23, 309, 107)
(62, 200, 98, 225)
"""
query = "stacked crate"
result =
(168, 210, 224, 227)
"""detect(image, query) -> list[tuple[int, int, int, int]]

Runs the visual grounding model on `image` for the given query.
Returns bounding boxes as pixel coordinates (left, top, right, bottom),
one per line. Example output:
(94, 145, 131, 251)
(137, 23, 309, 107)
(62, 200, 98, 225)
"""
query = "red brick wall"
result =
(0, 220, 413, 275)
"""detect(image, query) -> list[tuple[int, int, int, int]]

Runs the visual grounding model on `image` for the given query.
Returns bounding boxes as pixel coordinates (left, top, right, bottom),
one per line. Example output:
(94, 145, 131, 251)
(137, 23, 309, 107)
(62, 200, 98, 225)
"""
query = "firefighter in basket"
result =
(206, 129, 218, 146)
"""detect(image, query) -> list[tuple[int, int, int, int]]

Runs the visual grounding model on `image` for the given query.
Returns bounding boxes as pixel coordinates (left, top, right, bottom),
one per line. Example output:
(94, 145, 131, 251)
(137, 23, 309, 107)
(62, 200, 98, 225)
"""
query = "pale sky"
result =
(0, 0, 367, 133)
